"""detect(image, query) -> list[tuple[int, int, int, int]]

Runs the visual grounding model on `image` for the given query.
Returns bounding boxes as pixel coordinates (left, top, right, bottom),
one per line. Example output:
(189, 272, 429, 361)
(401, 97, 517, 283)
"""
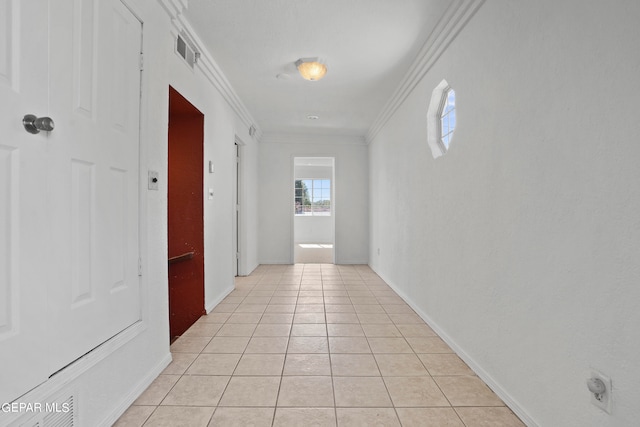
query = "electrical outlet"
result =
(588, 369, 612, 414)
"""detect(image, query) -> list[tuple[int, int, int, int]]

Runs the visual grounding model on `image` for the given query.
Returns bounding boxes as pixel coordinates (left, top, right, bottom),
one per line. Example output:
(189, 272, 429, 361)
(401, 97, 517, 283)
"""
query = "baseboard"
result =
(240, 262, 259, 277)
(335, 259, 369, 265)
(206, 285, 235, 314)
(370, 266, 538, 427)
(247, 262, 259, 275)
(256, 260, 369, 265)
(99, 352, 172, 427)
(4, 321, 148, 427)
(294, 242, 333, 245)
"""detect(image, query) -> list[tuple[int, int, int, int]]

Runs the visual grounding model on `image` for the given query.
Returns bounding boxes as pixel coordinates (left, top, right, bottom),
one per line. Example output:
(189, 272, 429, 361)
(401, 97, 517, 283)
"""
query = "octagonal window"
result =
(427, 79, 456, 158)
(440, 88, 456, 150)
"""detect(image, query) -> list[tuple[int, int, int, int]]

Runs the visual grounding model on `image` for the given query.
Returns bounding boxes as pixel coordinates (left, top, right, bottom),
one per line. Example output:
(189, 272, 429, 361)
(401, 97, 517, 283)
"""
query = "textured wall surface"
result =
(368, 1, 640, 425)
(259, 136, 369, 264)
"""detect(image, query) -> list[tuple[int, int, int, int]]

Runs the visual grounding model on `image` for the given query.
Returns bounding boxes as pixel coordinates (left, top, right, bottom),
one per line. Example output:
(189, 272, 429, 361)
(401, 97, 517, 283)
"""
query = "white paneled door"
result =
(0, 0, 142, 404)
(0, 0, 51, 405)
(47, 0, 142, 376)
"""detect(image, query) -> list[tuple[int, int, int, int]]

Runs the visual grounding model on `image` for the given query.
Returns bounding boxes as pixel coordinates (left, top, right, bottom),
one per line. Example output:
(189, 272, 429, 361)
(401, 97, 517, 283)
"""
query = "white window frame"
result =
(294, 178, 331, 216)
(440, 87, 455, 150)
(427, 79, 456, 159)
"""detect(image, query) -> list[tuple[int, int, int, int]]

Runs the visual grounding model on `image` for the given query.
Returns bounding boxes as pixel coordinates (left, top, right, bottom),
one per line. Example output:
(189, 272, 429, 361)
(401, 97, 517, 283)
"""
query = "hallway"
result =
(115, 264, 524, 426)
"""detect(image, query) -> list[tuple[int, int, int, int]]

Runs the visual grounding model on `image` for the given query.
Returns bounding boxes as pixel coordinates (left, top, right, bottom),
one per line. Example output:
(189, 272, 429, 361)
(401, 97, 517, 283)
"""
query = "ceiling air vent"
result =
(176, 34, 198, 68)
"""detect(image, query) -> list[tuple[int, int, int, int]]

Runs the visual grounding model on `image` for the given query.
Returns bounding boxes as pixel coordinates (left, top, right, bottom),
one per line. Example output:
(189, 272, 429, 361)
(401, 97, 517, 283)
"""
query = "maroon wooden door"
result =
(168, 86, 205, 340)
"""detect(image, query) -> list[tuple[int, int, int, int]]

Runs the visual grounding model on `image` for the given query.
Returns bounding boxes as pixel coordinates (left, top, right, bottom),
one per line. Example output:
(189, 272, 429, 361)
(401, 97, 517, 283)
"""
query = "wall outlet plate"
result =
(148, 170, 159, 190)
(589, 369, 612, 414)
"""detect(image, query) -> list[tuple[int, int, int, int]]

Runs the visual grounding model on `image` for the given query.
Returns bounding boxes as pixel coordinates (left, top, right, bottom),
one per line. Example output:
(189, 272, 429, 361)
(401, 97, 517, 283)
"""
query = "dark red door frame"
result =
(167, 86, 205, 340)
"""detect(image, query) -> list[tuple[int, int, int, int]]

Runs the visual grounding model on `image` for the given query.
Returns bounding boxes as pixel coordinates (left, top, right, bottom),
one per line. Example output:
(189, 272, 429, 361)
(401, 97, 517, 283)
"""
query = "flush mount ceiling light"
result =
(295, 58, 327, 81)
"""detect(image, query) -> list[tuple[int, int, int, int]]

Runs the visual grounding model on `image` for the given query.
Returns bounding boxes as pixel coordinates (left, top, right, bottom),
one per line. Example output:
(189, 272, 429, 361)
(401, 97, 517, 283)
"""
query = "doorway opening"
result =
(233, 140, 242, 276)
(167, 86, 205, 341)
(293, 157, 335, 264)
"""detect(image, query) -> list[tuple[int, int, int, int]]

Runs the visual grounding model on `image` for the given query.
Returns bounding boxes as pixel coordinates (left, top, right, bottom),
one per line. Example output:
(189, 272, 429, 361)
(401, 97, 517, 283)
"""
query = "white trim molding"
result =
(156, 0, 263, 142)
(427, 79, 451, 159)
(366, 0, 485, 144)
(4, 321, 149, 426)
(261, 133, 366, 146)
(99, 352, 172, 427)
(157, 0, 188, 21)
(174, 15, 263, 141)
(206, 285, 235, 314)
(369, 266, 539, 427)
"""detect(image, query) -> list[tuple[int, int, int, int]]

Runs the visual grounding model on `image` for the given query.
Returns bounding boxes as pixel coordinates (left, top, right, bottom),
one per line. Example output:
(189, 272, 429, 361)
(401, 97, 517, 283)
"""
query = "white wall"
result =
(259, 136, 368, 264)
(368, 1, 640, 426)
(168, 52, 258, 310)
(7, 1, 260, 425)
(294, 217, 333, 244)
(239, 140, 260, 275)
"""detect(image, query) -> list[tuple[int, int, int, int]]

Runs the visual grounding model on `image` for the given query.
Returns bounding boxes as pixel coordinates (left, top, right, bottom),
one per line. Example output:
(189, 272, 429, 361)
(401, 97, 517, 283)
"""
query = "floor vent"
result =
(22, 394, 73, 427)
(15, 394, 75, 427)
(43, 395, 74, 427)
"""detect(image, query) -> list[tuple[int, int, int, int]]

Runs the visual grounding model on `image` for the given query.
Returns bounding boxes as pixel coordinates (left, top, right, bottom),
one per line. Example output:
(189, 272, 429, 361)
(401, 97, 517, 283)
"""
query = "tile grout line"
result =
(207, 280, 253, 423)
(361, 275, 405, 425)
(269, 274, 297, 426)
(130, 265, 520, 426)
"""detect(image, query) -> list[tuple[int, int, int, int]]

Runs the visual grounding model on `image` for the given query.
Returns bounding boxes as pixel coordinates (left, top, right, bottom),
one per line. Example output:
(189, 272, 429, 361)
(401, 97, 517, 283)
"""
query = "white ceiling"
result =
(183, 0, 450, 138)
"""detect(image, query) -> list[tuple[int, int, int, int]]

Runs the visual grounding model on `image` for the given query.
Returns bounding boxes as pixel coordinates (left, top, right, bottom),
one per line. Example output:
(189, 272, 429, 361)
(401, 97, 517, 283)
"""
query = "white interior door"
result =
(47, 0, 142, 371)
(0, 0, 142, 404)
(0, 0, 51, 404)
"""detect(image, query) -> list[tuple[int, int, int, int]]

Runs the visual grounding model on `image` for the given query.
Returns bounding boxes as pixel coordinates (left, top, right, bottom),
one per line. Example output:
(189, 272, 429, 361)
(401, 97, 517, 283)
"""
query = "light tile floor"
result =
(114, 264, 525, 427)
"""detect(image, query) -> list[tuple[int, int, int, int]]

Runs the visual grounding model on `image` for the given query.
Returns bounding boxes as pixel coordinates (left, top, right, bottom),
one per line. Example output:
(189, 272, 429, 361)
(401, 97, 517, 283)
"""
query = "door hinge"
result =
(139, 52, 144, 71)
(138, 257, 143, 276)
(236, 252, 240, 259)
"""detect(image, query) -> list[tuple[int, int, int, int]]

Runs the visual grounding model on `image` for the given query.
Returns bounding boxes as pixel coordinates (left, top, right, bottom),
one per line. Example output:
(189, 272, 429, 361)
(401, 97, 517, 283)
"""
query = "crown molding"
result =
(157, 0, 263, 142)
(365, 0, 485, 144)
(157, 0, 188, 21)
(179, 16, 262, 141)
(260, 133, 366, 146)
